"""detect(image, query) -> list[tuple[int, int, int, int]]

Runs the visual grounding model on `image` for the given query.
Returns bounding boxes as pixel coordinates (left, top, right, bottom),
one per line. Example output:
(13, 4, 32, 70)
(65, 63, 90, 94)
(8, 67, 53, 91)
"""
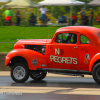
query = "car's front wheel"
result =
(11, 63, 29, 83)
(92, 63, 100, 84)
(30, 70, 47, 81)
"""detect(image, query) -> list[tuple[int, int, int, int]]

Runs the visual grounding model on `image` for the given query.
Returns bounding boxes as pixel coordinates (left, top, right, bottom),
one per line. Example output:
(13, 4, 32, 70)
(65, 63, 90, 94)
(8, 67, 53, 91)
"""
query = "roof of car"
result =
(55, 26, 100, 45)
(56, 26, 100, 36)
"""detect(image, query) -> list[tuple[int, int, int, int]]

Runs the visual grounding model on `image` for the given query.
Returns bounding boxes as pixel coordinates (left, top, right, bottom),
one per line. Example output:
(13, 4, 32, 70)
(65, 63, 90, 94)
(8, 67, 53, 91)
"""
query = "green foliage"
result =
(79, 0, 93, 3)
(50, 6, 68, 18)
(0, 0, 100, 24)
(31, 0, 42, 3)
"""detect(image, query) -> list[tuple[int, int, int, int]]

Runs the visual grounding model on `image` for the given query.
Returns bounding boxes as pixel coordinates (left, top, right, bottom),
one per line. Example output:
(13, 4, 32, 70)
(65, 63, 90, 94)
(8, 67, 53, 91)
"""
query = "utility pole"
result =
(85, 0, 87, 10)
(85, 0, 90, 10)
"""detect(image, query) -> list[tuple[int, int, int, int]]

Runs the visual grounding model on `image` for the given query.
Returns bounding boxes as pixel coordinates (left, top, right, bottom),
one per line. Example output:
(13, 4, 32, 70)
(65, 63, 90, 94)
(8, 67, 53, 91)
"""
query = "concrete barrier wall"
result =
(0, 53, 10, 71)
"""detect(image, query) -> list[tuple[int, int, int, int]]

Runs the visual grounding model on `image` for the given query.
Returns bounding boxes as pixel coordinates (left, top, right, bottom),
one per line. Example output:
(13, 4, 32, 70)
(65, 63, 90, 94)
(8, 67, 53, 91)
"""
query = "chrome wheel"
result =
(11, 63, 29, 83)
(13, 66, 26, 80)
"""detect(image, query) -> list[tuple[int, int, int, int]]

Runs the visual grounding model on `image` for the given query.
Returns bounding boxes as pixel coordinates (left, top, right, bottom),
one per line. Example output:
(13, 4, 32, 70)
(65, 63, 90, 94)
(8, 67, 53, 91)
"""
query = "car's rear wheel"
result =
(11, 63, 29, 83)
(30, 71, 47, 81)
(92, 63, 100, 84)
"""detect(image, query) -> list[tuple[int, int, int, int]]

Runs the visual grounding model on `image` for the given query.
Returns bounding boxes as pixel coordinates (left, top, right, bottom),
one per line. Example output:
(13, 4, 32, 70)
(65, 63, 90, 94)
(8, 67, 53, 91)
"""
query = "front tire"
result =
(11, 63, 29, 83)
(30, 70, 47, 81)
(92, 63, 100, 84)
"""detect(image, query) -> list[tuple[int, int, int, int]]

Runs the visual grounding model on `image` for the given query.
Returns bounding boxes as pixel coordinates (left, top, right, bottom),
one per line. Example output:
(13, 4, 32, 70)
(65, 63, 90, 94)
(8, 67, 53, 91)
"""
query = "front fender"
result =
(89, 53, 100, 72)
(5, 49, 48, 70)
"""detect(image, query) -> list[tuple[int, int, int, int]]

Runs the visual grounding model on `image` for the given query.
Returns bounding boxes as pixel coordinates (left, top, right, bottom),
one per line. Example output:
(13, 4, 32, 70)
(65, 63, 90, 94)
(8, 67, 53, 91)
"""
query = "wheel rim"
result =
(31, 71, 43, 78)
(13, 66, 26, 80)
(96, 67, 100, 79)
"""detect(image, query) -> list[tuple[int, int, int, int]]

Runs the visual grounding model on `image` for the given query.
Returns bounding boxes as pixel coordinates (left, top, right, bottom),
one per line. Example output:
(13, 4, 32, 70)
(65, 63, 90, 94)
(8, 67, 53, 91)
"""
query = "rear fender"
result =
(89, 53, 100, 72)
(5, 49, 48, 70)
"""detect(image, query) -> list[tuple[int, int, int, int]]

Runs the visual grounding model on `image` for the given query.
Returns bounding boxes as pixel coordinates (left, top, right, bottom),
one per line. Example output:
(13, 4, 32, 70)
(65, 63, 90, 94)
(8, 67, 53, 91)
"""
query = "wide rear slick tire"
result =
(30, 70, 47, 81)
(11, 63, 29, 83)
(92, 63, 100, 84)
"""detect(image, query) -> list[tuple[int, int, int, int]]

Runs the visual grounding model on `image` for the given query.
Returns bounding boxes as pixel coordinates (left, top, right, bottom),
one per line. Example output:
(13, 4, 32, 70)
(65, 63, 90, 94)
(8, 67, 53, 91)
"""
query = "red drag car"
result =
(5, 26, 100, 84)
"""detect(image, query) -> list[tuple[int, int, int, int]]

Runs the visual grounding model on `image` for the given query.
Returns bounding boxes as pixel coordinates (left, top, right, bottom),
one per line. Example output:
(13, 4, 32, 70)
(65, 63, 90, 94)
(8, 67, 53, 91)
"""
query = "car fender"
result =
(5, 49, 48, 70)
(89, 53, 100, 72)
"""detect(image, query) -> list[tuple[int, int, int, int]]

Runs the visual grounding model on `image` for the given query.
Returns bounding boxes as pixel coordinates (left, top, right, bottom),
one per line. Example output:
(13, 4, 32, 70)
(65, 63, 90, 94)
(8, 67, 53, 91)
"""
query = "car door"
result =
(78, 34, 95, 71)
(50, 32, 79, 70)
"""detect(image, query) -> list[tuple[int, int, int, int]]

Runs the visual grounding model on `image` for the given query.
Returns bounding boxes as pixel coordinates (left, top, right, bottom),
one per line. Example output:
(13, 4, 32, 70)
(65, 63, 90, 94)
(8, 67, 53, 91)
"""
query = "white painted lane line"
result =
(0, 87, 69, 94)
(0, 87, 99, 95)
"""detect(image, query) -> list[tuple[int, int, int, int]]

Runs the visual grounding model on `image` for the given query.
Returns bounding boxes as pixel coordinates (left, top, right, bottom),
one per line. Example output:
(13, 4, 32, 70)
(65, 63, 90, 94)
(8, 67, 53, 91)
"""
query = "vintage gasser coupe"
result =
(5, 26, 100, 84)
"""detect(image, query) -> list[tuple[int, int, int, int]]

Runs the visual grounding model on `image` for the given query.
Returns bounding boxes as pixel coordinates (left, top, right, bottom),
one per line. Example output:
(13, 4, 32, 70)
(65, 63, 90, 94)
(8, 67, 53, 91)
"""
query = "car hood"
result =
(15, 39, 52, 45)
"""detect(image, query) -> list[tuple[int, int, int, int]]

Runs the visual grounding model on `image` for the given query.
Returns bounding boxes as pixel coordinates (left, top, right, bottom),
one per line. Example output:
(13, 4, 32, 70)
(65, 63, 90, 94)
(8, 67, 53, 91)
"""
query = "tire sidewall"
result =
(11, 63, 29, 83)
(93, 63, 100, 84)
(30, 71, 47, 81)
